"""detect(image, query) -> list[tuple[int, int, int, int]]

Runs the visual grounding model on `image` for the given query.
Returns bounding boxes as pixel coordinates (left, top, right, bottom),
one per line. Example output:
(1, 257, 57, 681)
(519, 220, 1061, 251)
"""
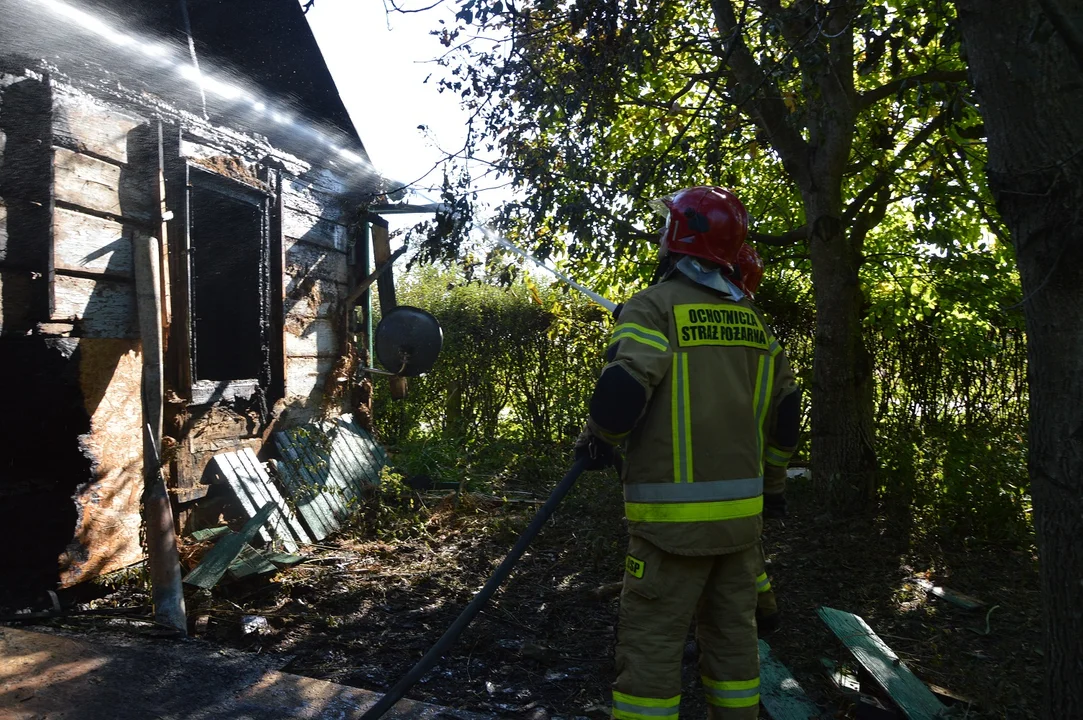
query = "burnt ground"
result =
(8, 470, 1042, 719)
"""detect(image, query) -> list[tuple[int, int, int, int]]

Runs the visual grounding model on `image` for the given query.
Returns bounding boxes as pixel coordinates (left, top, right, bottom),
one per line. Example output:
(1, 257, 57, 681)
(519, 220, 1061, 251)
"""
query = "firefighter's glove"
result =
(574, 433, 617, 471)
(763, 492, 788, 519)
(612, 302, 624, 322)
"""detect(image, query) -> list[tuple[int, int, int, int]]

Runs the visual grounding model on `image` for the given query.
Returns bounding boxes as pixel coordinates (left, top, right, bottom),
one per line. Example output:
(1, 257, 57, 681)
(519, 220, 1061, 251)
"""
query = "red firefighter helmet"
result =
(660, 186, 749, 270)
(736, 243, 764, 296)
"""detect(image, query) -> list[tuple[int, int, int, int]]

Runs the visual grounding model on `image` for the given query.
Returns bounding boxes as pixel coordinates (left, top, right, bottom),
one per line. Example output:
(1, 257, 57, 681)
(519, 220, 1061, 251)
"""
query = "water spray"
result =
(482, 226, 618, 314)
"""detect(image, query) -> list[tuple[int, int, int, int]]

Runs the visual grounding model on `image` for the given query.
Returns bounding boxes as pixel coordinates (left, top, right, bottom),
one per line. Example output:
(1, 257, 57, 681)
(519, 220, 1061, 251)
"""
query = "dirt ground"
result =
(7, 470, 1042, 719)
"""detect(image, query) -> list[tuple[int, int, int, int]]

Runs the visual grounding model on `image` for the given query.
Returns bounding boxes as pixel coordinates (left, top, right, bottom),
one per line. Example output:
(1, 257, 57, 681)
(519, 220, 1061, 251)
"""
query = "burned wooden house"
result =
(0, 0, 400, 603)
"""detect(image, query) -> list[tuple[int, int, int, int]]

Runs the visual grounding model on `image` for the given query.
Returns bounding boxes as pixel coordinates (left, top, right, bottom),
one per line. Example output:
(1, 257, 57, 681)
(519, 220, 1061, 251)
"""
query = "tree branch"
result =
(749, 226, 809, 246)
(842, 111, 948, 224)
(710, 0, 812, 188)
(1036, 0, 1083, 72)
(858, 69, 969, 110)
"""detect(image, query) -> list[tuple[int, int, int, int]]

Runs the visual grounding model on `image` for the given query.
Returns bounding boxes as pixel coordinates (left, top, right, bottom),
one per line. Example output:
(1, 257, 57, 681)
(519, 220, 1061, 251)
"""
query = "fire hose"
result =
(359, 458, 590, 720)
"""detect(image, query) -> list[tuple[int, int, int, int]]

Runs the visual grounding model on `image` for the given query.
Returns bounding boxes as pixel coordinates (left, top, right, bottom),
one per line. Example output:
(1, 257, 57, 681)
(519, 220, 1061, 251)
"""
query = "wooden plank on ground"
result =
(182, 503, 274, 589)
(914, 579, 985, 611)
(817, 607, 949, 720)
(271, 458, 331, 542)
(191, 526, 231, 542)
(211, 453, 273, 545)
(235, 447, 313, 548)
(226, 544, 277, 581)
(758, 639, 821, 720)
(821, 659, 900, 720)
(265, 552, 304, 567)
(221, 450, 300, 553)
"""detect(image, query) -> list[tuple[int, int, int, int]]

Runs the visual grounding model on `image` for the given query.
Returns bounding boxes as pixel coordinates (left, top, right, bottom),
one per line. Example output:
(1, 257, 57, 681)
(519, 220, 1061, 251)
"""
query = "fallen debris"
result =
(183, 503, 275, 590)
(757, 639, 822, 719)
(817, 607, 949, 720)
(273, 414, 387, 541)
(212, 447, 310, 552)
(914, 579, 986, 611)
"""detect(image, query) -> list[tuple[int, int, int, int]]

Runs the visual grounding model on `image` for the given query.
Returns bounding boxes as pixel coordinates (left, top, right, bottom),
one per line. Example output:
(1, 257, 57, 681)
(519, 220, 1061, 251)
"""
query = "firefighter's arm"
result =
(586, 294, 672, 444)
(763, 339, 800, 506)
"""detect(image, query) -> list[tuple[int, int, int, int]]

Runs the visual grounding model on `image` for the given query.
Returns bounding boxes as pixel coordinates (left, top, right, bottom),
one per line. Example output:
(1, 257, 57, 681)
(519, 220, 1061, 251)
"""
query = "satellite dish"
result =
(374, 306, 443, 377)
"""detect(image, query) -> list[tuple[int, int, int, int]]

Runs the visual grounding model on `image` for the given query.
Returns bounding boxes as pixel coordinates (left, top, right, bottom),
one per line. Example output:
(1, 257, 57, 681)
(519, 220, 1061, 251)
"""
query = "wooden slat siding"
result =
(53, 207, 134, 277)
(290, 429, 352, 522)
(334, 416, 384, 485)
(285, 238, 349, 285)
(326, 420, 376, 489)
(235, 447, 312, 548)
(211, 453, 273, 544)
(817, 607, 949, 720)
(296, 425, 360, 519)
(274, 432, 341, 537)
(53, 148, 152, 222)
(226, 544, 277, 581)
(285, 355, 336, 405)
(271, 458, 331, 542)
(222, 450, 299, 553)
(323, 426, 367, 503)
(282, 177, 349, 226)
(758, 640, 822, 720)
(284, 279, 345, 320)
(182, 502, 274, 589)
(0, 199, 7, 260)
(51, 274, 136, 337)
(282, 205, 347, 252)
(285, 318, 340, 357)
(52, 90, 143, 165)
(0, 270, 35, 335)
(352, 417, 390, 468)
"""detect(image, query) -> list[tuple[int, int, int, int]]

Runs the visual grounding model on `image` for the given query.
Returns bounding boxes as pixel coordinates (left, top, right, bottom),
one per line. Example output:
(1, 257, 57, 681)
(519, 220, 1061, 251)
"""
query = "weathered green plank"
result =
(191, 526, 231, 542)
(335, 416, 385, 485)
(758, 639, 821, 719)
(227, 544, 278, 581)
(219, 450, 296, 552)
(323, 419, 369, 497)
(818, 607, 949, 720)
(212, 453, 273, 544)
(915, 580, 985, 611)
(275, 431, 341, 538)
(289, 427, 352, 523)
(236, 447, 313, 547)
(182, 503, 274, 589)
(264, 552, 304, 567)
(271, 458, 331, 542)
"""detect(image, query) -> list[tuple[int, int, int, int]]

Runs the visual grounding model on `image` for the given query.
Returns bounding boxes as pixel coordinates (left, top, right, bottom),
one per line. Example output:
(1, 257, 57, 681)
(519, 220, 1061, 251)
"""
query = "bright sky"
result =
(302, 0, 470, 206)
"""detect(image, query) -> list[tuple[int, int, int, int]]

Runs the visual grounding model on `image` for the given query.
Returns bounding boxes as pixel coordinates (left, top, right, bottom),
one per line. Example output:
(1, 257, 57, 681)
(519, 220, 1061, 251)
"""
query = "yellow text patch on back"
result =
(674, 304, 769, 350)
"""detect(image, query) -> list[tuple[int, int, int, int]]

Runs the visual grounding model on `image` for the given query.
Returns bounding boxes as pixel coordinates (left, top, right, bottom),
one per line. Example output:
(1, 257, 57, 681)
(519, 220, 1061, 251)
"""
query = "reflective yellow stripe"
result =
(626, 496, 763, 522)
(765, 445, 793, 467)
(768, 337, 782, 357)
(702, 676, 760, 708)
(752, 355, 774, 472)
(670, 352, 692, 483)
(612, 690, 680, 720)
(595, 426, 629, 444)
(756, 572, 771, 593)
(612, 323, 670, 352)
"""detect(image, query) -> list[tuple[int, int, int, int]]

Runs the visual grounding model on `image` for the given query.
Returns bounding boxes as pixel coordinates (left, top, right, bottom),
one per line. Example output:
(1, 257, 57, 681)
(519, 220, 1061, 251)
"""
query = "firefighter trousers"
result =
(613, 536, 760, 720)
(756, 541, 777, 616)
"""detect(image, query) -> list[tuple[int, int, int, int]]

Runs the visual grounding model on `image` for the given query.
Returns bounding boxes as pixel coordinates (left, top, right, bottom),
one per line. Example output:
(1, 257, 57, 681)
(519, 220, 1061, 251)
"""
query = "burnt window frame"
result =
(165, 147, 283, 408)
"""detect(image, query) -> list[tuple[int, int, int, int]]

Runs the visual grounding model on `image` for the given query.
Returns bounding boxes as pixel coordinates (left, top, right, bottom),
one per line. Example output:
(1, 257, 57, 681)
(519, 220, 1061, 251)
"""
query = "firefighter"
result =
(575, 186, 800, 719)
(734, 242, 789, 638)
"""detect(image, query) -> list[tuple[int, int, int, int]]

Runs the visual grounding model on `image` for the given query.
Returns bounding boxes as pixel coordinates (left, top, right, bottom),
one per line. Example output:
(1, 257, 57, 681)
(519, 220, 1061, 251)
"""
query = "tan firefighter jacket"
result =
(588, 273, 798, 556)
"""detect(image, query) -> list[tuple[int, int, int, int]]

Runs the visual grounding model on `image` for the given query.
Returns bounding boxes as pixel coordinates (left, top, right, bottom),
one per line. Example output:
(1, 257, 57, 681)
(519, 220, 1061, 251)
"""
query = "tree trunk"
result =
(806, 204, 877, 511)
(956, 1, 1083, 714)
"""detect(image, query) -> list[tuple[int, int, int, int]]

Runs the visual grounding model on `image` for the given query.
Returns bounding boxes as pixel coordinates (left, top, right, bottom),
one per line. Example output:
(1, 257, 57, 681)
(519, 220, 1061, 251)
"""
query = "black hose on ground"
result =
(359, 458, 590, 720)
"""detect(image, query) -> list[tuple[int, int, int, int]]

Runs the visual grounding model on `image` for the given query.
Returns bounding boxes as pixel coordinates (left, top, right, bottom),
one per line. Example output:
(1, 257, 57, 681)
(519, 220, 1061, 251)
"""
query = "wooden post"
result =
(134, 228, 187, 635)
